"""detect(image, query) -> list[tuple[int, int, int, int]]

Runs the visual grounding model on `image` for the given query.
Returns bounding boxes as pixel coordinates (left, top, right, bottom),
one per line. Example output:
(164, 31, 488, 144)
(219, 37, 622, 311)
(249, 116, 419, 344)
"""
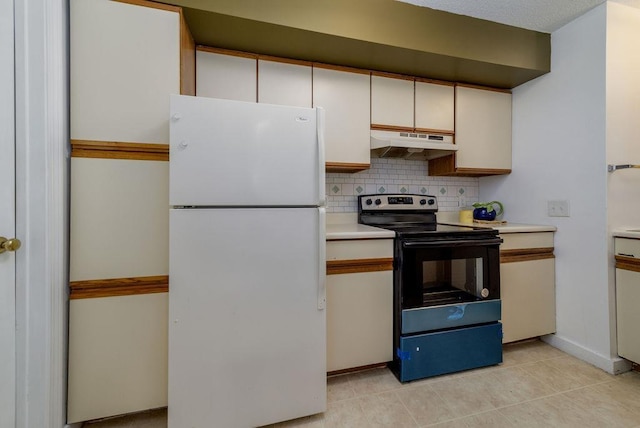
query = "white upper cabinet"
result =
(415, 81, 454, 133)
(71, 0, 181, 144)
(455, 85, 512, 171)
(196, 49, 257, 102)
(371, 75, 414, 129)
(258, 59, 312, 108)
(313, 66, 371, 170)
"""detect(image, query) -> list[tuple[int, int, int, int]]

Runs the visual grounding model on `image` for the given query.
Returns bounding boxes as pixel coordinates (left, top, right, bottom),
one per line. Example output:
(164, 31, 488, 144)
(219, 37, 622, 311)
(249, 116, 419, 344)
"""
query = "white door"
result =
(169, 95, 324, 207)
(169, 207, 326, 427)
(0, 0, 16, 426)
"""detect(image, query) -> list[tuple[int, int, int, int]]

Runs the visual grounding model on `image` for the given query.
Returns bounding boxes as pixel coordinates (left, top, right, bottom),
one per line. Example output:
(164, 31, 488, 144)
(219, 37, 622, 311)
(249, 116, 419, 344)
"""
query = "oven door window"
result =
(402, 246, 499, 309)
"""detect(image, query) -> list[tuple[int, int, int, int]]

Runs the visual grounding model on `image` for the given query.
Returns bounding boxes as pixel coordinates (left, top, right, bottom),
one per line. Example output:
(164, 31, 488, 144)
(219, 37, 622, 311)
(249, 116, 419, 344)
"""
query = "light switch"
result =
(548, 200, 570, 217)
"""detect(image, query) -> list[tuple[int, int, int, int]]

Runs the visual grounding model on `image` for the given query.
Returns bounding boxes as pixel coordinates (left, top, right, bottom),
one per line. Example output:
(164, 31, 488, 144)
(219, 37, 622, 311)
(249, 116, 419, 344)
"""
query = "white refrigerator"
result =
(168, 95, 326, 427)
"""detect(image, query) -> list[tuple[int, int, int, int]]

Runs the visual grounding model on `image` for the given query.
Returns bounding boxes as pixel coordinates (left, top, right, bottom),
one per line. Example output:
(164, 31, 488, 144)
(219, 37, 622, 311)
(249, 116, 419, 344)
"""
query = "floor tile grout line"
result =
(393, 390, 422, 428)
(558, 380, 640, 420)
(518, 364, 616, 396)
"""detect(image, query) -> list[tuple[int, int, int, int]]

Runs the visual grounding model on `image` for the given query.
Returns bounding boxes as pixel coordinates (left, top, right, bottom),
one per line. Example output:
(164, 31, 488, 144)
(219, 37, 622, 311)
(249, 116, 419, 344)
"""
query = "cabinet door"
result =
(617, 268, 640, 363)
(67, 293, 168, 424)
(415, 81, 454, 133)
(258, 59, 312, 107)
(196, 50, 257, 102)
(371, 75, 414, 129)
(326, 271, 393, 372)
(455, 86, 512, 170)
(70, 0, 180, 144)
(501, 258, 556, 343)
(312, 67, 370, 168)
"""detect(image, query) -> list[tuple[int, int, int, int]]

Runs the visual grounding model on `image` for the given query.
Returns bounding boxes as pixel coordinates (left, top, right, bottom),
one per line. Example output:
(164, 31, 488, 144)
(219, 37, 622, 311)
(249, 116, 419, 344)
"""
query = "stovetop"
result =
(357, 194, 499, 240)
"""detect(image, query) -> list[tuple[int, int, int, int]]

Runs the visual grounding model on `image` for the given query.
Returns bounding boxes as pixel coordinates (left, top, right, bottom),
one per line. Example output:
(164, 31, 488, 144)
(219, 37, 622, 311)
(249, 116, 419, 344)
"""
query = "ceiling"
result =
(398, 0, 640, 33)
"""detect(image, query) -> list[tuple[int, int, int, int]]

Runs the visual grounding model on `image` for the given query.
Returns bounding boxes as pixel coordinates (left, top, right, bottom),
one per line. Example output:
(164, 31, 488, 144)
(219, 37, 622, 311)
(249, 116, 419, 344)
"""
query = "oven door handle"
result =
(402, 238, 503, 249)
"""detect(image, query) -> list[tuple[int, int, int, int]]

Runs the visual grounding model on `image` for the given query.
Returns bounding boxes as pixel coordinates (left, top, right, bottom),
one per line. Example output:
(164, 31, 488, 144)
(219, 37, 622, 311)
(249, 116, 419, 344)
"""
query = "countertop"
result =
(326, 223, 396, 240)
(436, 212, 556, 233)
(612, 229, 640, 239)
(325, 212, 555, 240)
(438, 221, 557, 234)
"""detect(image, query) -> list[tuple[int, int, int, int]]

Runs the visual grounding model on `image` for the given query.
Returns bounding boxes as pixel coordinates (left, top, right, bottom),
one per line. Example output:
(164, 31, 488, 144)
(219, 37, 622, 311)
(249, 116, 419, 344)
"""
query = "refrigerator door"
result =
(168, 207, 326, 428)
(170, 95, 325, 207)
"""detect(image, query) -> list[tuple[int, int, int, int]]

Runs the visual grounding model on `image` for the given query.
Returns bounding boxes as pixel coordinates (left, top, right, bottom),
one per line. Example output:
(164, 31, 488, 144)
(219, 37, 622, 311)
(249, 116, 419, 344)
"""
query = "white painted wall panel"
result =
(480, 5, 613, 368)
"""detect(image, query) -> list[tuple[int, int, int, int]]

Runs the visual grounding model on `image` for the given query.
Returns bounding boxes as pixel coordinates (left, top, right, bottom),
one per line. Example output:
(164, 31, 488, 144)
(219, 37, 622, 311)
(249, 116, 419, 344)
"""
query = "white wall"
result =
(480, 4, 620, 371)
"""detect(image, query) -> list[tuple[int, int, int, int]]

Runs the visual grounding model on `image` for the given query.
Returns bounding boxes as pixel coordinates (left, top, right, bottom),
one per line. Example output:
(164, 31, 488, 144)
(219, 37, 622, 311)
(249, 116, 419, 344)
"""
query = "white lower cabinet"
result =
(615, 238, 640, 363)
(326, 238, 393, 372)
(616, 268, 640, 363)
(501, 258, 556, 343)
(67, 293, 168, 424)
(327, 271, 393, 372)
(500, 232, 556, 343)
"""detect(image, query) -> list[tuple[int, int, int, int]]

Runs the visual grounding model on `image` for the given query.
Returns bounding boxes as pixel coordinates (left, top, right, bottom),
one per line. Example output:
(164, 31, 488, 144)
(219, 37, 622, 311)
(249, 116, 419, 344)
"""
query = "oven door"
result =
(398, 238, 501, 333)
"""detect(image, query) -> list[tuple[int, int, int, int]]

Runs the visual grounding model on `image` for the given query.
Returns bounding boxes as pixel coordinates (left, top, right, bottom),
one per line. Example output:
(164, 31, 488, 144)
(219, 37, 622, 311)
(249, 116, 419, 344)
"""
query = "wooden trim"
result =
(179, 10, 196, 96)
(616, 255, 640, 273)
(70, 275, 169, 299)
(326, 162, 370, 173)
(258, 55, 313, 67)
(414, 127, 455, 136)
(312, 62, 371, 75)
(501, 247, 555, 264)
(415, 77, 455, 87)
(453, 167, 512, 177)
(327, 258, 393, 275)
(428, 154, 456, 176)
(71, 140, 169, 161)
(371, 70, 414, 81)
(328, 362, 388, 377)
(372, 124, 455, 136)
(427, 155, 511, 177)
(456, 82, 512, 94)
(196, 45, 259, 60)
(114, 0, 181, 13)
(371, 124, 415, 133)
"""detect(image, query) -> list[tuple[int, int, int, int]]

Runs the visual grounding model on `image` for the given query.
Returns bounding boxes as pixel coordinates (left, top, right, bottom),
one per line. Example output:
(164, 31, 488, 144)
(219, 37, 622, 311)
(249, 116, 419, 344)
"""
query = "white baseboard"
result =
(541, 334, 632, 374)
(65, 424, 82, 428)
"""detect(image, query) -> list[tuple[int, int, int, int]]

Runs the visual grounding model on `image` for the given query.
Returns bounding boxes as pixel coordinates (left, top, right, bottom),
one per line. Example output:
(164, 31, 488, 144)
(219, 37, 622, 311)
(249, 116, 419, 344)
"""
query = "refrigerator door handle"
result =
(317, 207, 326, 310)
(316, 107, 326, 206)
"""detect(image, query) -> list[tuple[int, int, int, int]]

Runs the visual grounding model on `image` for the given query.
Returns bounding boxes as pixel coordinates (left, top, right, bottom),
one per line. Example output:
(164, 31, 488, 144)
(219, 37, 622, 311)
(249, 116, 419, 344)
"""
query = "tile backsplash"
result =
(326, 158, 479, 213)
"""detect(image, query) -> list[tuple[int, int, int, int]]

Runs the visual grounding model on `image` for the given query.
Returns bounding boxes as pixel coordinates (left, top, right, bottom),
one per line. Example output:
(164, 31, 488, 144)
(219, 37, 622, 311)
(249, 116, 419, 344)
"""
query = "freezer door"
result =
(170, 95, 325, 207)
(168, 207, 326, 428)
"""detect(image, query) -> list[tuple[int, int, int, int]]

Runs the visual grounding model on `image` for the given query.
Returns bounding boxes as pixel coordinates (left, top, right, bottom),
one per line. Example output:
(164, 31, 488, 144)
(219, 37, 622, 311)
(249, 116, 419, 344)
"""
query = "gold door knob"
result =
(0, 237, 21, 254)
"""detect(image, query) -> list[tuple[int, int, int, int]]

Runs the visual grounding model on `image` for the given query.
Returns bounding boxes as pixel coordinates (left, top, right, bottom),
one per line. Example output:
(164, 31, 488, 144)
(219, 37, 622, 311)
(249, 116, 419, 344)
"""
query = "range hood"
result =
(370, 130, 456, 160)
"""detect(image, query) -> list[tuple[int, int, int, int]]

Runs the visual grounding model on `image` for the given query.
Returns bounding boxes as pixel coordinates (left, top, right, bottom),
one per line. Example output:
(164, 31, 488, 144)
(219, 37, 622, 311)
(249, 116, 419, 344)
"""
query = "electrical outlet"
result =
(548, 200, 570, 217)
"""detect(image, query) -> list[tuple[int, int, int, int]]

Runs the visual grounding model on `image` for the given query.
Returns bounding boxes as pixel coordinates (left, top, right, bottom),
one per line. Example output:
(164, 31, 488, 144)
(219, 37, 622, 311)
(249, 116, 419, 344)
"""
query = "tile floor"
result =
(83, 339, 640, 428)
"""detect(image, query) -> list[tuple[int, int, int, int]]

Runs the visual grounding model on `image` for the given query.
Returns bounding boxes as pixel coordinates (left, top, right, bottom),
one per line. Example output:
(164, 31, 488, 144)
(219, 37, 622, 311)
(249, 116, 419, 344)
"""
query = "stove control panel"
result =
(359, 194, 438, 211)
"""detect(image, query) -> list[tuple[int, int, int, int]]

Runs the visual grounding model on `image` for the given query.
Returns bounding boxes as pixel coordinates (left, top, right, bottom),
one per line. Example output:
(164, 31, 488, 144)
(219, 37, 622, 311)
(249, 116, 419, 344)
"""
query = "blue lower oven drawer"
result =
(402, 300, 501, 334)
(398, 322, 503, 382)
